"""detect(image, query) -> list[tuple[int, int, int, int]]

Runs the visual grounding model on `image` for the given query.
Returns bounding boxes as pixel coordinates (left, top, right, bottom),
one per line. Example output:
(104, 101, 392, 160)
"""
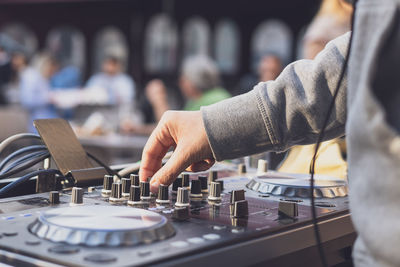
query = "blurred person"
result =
(86, 55, 135, 105)
(48, 55, 82, 119)
(0, 46, 11, 104)
(121, 55, 231, 135)
(12, 51, 57, 132)
(276, 0, 352, 178)
(303, 0, 352, 59)
(258, 54, 282, 82)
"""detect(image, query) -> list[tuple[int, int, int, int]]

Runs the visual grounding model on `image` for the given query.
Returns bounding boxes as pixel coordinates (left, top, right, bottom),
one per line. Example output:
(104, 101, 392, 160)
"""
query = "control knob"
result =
(49, 191, 60, 205)
(109, 182, 124, 204)
(140, 180, 151, 201)
(70, 187, 83, 206)
(198, 175, 208, 193)
(190, 180, 202, 198)
(156, 184, 170, 204)
(127, 185, 141, 206)
(101, 175, 113, 197)
(175, 187, 190, 207)
(208, 182, 222, 201)
(121, 178, 131, 198)
(130, 174, 140, 186)
(172, 177, 183, 194)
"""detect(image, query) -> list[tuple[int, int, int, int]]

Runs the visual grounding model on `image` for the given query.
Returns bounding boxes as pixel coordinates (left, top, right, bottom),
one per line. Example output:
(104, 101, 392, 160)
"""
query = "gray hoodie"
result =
(202, 0, 400, 266)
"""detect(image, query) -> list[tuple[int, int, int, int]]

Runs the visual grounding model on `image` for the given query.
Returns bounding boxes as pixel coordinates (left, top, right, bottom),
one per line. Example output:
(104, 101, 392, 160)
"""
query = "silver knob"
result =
(102, 175, 113, 197)
(109, 182, 124, 204)
(175, 187, 190, 207)
(238, 163, 246, 175)
(70, 187, 83, 206)
(257, 159, 268, 174)
(208, 182, 222, 201)
(130, 174, 140, 186)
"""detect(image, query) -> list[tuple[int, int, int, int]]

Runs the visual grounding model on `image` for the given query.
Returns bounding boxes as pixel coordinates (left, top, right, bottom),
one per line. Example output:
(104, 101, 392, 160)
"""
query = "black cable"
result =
(309, 2, 358, 267)
(0, 169, 62, 197)
(86, 152, 121, 178)
(0, 152, 50, 180)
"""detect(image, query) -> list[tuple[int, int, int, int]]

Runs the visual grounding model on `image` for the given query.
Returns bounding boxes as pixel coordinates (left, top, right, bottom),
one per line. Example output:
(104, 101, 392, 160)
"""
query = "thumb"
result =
(150, 147, 190, 193)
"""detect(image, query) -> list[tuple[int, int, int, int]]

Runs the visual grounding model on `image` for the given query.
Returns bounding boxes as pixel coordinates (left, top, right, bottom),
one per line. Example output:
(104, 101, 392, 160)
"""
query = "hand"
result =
(139, 110, 215, 193)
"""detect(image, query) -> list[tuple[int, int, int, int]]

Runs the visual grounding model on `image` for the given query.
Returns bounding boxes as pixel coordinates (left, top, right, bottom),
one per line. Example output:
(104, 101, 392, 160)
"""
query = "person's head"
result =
(102, 55, 123, 76)
(11, 51, 29, 72)
(317, 0, 353, 22)
(258, 54, 282, 82)
(179, 55, 220, 99)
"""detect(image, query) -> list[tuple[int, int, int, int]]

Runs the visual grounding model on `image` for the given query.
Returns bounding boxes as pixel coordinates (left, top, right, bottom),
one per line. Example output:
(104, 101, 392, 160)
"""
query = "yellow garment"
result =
(277, 140, 347, 179)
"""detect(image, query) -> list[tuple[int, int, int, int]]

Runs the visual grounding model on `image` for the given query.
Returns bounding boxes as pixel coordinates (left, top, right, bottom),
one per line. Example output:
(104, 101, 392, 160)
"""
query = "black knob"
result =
(140, 181, 151, 200)
(208, 182, 222, 201)
(238, 164, 246, 174)
(216, 180, 224, 192)
(109, 182, 124, 204)
(175, 187, 190, 207)
(121, 178, 131, 197)
(232, 200, 248, 218)
(102, 175, 113, 197)
(198, 175, 208, 192)
(128, 185, 141, 205)
(70, 187, 83, 205)
(182, 174, 190, 188)
(230, 190, 245, 204)
(172, 177, 183, 193)
(49, 191, 60, 205)
(130, 174, 140, 186)
(156, 184, 170, 204)
(208, 171, 218, 185)
(190, 180, 202, 198)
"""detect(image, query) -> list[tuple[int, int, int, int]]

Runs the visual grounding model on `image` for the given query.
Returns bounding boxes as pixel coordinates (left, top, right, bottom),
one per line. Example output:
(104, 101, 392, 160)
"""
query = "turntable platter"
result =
(29, 205, 175, 247)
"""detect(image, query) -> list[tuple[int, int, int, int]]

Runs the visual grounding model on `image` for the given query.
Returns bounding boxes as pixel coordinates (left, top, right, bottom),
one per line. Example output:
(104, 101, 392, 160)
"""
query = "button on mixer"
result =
(130, 174, 140, 186)
(156, 184, 170, 204)
(203, 233, 221, 240)
(121, 178, 131, 198)
(175, 188, 190, 207)
(127, 185, 141, 206)
(109, 182, 124, 204)
(190, 180, 202, 198)
(198, 175, 208, 193)
(70, 187, 83, 206)
(140, 180, 151, 201)
(172, 177, 183, 194)
(208, 182, 222, 201)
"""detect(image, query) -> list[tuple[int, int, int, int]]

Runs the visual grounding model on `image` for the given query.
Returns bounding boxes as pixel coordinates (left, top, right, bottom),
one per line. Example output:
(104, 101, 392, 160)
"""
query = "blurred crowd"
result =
(0, 0, 352, 175)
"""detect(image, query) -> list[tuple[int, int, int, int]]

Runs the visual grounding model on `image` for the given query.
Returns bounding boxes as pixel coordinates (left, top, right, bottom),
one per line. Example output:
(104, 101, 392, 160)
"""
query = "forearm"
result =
(202, 32, 350, 161)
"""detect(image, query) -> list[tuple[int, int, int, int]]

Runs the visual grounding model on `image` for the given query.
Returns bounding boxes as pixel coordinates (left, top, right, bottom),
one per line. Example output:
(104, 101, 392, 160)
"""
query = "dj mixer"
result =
(0, 162, 355, 267)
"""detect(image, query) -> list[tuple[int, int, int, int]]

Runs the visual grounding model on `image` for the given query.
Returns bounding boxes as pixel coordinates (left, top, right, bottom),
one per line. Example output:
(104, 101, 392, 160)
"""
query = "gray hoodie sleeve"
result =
(201, 32, 350, 161)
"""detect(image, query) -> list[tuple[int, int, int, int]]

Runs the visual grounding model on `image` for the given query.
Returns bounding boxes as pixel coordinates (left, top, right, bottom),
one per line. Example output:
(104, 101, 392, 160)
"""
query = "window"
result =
(214, 19, 240, 74)
(46, 26, 86, 69)
(251, 20, 293, 72)
(182, 17, 211, 59)
(144, 14, 178, 73)
(92, 26, 129, 73)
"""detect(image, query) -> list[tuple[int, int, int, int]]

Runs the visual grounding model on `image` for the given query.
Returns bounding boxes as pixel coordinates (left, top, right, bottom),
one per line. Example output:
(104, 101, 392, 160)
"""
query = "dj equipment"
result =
(0, 162, 355, 267)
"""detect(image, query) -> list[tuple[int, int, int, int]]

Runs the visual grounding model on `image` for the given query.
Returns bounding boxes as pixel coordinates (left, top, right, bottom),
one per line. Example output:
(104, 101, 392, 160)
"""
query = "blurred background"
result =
(0, 0, 351, 170)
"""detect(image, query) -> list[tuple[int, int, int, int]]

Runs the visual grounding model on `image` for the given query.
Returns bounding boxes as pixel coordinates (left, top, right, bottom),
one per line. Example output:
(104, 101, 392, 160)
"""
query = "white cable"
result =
(0, 133, 41, 155)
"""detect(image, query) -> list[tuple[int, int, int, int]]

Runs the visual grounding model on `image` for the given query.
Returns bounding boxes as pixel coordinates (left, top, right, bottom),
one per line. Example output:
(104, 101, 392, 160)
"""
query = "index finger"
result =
(139, 123, 175, 182)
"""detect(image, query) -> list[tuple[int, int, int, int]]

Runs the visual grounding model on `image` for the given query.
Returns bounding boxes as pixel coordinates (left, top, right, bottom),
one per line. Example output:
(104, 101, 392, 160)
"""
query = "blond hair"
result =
(316, 0, 353, 23)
